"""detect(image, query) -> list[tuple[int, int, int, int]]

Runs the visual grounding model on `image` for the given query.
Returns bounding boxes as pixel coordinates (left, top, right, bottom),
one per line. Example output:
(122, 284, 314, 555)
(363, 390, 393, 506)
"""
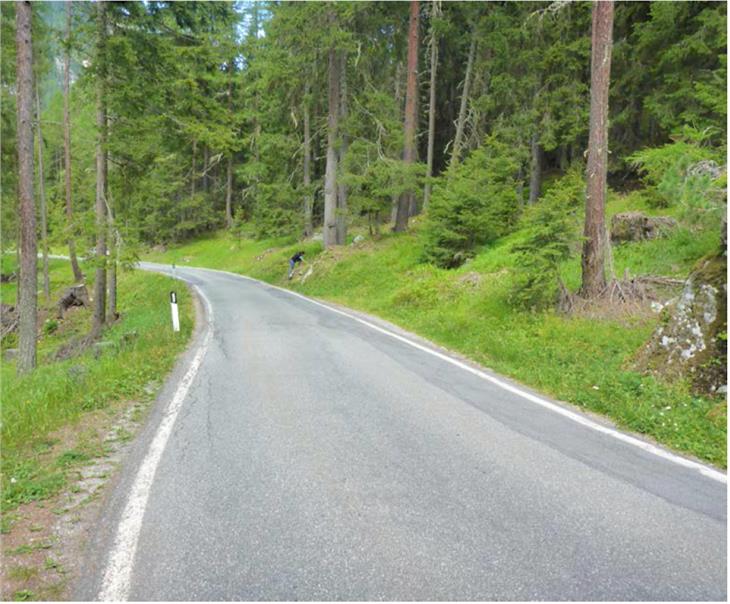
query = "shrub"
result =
(628, 132, 725, 223)
(422, 136, 520, 268)
(509, 167, 584, 310)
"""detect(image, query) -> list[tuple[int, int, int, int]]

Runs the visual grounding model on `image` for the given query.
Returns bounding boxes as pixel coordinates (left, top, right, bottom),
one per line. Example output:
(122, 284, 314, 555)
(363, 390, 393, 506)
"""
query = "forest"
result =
(1, 1, 727, 451)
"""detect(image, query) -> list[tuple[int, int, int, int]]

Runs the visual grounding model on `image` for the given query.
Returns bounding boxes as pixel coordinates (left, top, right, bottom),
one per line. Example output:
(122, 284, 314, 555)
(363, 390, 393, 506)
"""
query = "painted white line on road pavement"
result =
(98, 285, 213, 601)
(175, 264, 726, 485)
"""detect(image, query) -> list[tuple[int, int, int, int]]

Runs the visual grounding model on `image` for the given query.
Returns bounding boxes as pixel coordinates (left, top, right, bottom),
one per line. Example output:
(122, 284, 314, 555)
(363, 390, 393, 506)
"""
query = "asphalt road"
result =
(76, 264, 726, 601)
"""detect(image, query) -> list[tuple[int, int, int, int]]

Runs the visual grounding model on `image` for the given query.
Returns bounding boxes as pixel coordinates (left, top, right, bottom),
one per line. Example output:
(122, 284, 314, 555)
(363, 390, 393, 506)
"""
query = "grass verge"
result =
(1, 256, 194, 514)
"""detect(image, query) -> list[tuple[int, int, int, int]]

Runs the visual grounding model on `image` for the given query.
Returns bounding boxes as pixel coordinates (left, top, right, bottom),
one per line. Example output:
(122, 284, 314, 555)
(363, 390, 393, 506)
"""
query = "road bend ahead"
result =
(76, 264, 726, 601)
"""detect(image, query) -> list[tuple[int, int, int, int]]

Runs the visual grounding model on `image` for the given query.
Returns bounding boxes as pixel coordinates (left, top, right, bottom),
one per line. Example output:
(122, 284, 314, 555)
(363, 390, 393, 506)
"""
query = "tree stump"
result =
(57, 284, 90, 319)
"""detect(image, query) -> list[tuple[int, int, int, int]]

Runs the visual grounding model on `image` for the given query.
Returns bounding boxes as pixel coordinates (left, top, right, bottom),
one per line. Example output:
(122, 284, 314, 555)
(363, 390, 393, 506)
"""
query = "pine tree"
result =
(15, 0, 37, 375)
(580, 0, 614, 298)
(393, 0, 420, 232)
(92, 0, 108, 335)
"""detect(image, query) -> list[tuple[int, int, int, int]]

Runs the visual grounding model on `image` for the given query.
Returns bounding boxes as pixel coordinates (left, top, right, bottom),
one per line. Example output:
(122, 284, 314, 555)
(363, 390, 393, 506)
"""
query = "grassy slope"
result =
(1, 256, 194, 514)
(146, 195, 725, 467)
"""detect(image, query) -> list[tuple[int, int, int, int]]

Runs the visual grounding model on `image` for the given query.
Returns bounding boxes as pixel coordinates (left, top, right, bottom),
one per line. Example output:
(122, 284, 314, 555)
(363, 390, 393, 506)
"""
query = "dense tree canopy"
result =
(1, 0, 726, 260)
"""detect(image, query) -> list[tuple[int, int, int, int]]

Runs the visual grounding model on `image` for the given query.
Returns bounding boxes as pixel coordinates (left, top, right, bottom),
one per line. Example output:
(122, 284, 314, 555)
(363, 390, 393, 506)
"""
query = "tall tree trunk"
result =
(16, 0, 37, 375)
(336, 51, 348, 245)
(64, 1, 83, 283)
(323, 27, 340, 248)
(225, 57, 234, 229)
(106, 192, 117, 320)
(390, 60, 405, 225)
(107, 248, 116, 319)
(528, 132, 542, 205)
(202, 146, 209, 192)
(424, 0, 440, 210)
(394, 0, 420, 232)
(450, 29, 476, 169)
(225, 156, 233, 229)
(35, 85, 50, 304)
(190, 139, 197, 198)
(559, 144, 568, 171)
(303, 81, 313, 238)
(581, 0, 614, 298)
(92, 1, 107, 336)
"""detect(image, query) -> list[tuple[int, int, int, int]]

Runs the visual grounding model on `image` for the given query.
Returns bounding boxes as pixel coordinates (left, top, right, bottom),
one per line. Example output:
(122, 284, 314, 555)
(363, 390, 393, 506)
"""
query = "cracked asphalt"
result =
(76, 264, 726, 601)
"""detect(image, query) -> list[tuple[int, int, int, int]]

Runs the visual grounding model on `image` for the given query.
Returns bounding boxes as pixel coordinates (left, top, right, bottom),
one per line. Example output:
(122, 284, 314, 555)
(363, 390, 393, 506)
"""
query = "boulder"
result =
(611, 212, 677, 243)
(351, 234, 365, 246)
(3, 348, 18, 362)
(57, 284, 90, 319)
(635, 252, 726, 395)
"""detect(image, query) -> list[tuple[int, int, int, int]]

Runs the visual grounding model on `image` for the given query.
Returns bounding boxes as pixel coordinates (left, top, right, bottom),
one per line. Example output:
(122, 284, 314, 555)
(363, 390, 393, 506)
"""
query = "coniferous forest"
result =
(1, 2, 728, 598)
(0, 0, 727, 536)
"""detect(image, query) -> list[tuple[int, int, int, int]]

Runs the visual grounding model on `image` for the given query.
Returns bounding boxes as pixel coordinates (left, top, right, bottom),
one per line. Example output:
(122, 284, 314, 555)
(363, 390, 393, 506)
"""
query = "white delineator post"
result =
(170, 291, 180, 332)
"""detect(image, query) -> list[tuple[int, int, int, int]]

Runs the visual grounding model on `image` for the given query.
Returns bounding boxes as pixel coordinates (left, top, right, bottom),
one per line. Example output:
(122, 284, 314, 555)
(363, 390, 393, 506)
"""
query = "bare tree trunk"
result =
(202, 146, 209, 193)
(303, 81, 313, 237)
(107, 252, 116, 319)
(64, 1, 83, 284)
(528, 132, 542, 205)
(106, 204, 117, 320)
(559, 144, 568, 171)
(16, 0, 37, 375)
(424, 0, 440, 210)
(190, 139, 197, 198)
(92, 1, 107, 336)
(450, 29, 476, 169)
(35, 84, 50, 304)
(225, 156, 233, 229)
(323, 24, 340, 248)
(581, 0, 614, 298)
(336, 50, 348, 245)
(225, 57, 234, 229)
(394, 0, 419, 232)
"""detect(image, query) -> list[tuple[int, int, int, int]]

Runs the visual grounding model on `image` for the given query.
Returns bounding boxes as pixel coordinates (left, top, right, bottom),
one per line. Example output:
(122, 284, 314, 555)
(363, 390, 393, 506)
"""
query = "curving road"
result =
(76, 263, 726, 601)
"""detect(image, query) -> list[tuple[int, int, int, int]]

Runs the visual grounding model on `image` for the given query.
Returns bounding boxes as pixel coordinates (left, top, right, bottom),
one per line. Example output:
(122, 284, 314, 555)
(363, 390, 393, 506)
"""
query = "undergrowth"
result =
(1, 257, 194, 513)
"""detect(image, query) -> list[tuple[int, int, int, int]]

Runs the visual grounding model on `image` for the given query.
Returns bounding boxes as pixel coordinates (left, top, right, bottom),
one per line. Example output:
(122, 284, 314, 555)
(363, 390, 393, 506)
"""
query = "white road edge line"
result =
(182, 264, 726, 485)
(98, 285, 213, 601)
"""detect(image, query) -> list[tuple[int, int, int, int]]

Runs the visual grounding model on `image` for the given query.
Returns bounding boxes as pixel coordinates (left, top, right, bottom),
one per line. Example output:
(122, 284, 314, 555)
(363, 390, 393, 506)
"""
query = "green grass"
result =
(146, 205, 725, 468)
(1, 257, 194, 512)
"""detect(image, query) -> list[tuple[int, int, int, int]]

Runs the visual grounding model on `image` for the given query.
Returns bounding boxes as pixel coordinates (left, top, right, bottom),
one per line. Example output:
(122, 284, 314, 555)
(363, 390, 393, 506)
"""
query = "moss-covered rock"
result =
(611, 212, 678, 243)
(635, 251, 727, 395)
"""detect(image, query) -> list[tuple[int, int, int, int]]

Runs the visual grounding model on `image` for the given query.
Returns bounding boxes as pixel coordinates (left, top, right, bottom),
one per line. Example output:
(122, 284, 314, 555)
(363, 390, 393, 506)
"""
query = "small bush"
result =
(510, 167, 584, 309)
(422, 136, 521, 268)
(43, 319, 58, 335)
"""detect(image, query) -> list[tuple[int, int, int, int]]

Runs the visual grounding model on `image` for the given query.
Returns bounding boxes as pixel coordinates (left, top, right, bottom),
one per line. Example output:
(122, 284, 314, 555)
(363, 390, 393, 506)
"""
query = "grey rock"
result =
(611, 212, 678, 243)
(635, 253, 726, 394)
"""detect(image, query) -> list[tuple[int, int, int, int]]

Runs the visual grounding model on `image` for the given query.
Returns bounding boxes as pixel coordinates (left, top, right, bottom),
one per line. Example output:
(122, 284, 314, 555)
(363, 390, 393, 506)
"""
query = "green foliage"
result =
(628, 135, 725, 224)
(422, 136, 520, 268)
(510, 167, 584, 310)
(632, 1, 727, 144)
(43, 319, 58, 335)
